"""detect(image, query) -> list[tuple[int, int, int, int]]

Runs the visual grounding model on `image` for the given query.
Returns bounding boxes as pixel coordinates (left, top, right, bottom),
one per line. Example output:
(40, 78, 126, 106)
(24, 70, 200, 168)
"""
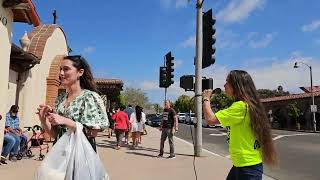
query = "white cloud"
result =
(134, 54, 320, 104)
(202, 55, 320, 93)
(166, 82, 194, 99)
(160, 0, 189, 8)
(248, 57, 320, 92)
(160, 0, 171, 8)
(180, 35, 196, 48)
(203, 65, 229, 89)
(248, 32, 276, 48)
(217, 29, 244, 49)
(302, 19, 320, 32)
(83, 46, 95, 53)
(290, 51, 303, 58)
(93, 69, 108, 78)
(217, 30, 275, 49)
(175, 0, 189, 8)
(242, 56, 278, 68)
(217, 0, 265, 24)
(174, 59, 183, 68)
(141, 81, 159, 90)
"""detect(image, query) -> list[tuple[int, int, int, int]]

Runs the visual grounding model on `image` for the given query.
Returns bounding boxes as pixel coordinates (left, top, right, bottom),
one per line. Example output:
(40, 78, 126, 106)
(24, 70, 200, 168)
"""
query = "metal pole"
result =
(310, 66, 316, 132)
(195, 0, 203, 157)
(165, 88, 167, 102)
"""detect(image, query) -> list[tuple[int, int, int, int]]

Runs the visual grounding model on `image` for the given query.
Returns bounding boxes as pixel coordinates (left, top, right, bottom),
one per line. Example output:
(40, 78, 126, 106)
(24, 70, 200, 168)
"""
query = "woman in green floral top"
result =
(37, 55, 109, 151)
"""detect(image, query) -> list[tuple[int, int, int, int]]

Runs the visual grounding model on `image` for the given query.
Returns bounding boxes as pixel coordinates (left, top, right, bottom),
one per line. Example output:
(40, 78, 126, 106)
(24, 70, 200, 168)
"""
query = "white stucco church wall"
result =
(18, 27, 68, 127)
(0, 0, 13, 152)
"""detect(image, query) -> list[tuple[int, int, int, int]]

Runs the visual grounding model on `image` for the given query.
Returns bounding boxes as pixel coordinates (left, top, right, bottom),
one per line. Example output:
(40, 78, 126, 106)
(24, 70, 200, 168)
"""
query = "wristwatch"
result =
(203, 98, 210, 103)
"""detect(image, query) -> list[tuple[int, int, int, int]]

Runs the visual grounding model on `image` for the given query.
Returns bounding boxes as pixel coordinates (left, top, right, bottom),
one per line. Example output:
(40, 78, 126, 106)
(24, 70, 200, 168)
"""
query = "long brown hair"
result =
(64, 55, 97, 92)
(227, 70, 278, 166)
(135, 105, 143, 122)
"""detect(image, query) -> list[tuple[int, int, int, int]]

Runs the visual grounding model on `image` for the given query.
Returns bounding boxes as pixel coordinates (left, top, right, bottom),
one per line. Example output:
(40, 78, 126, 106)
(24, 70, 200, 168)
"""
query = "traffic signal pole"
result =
(195, 0, 203, 157)
(165, 88, 167, 101)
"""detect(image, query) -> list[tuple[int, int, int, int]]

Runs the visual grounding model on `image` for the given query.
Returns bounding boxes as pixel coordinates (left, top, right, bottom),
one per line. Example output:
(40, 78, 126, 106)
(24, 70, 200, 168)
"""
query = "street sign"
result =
(311, 105, 317, 113)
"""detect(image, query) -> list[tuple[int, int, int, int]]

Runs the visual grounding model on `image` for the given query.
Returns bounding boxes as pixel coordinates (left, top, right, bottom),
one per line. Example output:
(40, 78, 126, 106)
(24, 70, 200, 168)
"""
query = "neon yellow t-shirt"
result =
(215, 101, 262, 167)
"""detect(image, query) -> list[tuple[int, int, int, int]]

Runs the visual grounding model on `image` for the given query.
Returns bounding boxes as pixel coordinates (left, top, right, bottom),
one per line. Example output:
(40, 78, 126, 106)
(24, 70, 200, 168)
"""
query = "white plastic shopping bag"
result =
(34, 122, 109, 180)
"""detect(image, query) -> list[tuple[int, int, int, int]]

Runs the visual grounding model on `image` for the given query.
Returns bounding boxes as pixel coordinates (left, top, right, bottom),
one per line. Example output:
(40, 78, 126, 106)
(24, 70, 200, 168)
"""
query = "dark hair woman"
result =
(129, 105, 146, 148)
(9, 105, 19, 113)
(37, 55, 109, 151)
(203, 70, 278, 180)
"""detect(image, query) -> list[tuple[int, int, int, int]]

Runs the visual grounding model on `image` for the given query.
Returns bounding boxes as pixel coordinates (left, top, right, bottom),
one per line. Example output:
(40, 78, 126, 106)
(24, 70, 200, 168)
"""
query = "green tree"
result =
(257, 88, 290, 99)
(151, 103, 163, 114)
(121, 87, 149, 108)
(211, 92, 233, 111)
(173, 95, 192, 113)
(287, 102, 302, 129)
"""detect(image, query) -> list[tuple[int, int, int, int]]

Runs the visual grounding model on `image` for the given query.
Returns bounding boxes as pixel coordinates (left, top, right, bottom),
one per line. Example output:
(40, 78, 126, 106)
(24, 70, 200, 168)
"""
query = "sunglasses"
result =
(64, 55, 83, 61)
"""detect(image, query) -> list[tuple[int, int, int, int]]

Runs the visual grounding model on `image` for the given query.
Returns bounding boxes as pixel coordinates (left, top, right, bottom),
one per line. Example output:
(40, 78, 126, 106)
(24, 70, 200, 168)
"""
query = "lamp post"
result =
(294, 62, 317, 131)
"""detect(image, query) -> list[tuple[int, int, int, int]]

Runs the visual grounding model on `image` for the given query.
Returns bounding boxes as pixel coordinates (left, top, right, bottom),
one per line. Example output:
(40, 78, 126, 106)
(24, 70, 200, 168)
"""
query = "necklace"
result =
(64, 89, 84, 108)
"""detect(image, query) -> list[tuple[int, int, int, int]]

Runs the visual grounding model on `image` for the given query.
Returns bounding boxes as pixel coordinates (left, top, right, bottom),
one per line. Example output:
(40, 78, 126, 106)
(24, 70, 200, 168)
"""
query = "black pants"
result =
(82, 128, 97, 152)
(115, 129, 126, 146)
(159, 128, 174, 156)
(226, 163, 263, 180)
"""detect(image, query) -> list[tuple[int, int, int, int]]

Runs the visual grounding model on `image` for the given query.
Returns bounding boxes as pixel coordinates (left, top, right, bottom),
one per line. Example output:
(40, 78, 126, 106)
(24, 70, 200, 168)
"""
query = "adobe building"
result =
(261, 87, 320, 131)
(0, 0, 41, 152)
(7, 25, 124, 127)
(1, 0, 123, 150)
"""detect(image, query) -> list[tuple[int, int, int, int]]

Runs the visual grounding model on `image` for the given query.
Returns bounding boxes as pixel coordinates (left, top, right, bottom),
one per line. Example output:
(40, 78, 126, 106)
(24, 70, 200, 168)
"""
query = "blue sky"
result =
(12, 0, 320, 104)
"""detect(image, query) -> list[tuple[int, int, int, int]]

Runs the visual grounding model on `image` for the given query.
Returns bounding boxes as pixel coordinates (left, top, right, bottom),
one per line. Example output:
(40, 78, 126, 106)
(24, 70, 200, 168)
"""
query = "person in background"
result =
(107, 108, 114, 138)
(112, 105, 129, 150)
(203, 70, 278, 180)
(1, 114, 18, 164)
(5, 105, 28, 161)
(157, 100, 178, 159)
(129, 105, 146, 148)
(138, 107, 147, 144)
(123, 104, 134, 144)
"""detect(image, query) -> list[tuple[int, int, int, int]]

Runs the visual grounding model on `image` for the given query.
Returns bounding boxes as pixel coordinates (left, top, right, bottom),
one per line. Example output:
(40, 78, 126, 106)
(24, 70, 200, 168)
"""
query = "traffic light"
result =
(202, 78, 213, 91)
(159, 66, 168, 88)
(202, 9, 216, 69)
(180, 75, 194, 91)
(165, 51, 174, 86)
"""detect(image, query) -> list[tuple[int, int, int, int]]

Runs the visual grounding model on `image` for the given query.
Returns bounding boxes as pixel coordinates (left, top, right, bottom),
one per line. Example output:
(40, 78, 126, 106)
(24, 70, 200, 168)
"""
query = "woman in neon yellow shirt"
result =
(203, 70, 277, 180)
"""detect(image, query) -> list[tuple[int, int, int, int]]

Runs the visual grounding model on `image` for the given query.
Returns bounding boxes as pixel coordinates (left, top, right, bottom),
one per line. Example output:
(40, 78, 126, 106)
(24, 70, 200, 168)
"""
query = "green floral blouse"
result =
(54, 89, 109, 139)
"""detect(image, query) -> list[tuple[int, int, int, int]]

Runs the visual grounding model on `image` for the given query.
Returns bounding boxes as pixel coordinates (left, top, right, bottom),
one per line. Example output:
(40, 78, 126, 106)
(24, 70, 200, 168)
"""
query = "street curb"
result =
(174, 135, 224, 158)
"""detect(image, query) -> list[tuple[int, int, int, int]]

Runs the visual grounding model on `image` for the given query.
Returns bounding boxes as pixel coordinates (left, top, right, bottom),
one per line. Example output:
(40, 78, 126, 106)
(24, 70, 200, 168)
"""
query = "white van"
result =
(178, 113, 186, 123)
(185, 113, 195, 124)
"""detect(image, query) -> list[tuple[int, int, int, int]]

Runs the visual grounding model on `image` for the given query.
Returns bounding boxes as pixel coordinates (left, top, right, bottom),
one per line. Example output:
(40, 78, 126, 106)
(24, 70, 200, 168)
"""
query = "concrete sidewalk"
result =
(0, 126, 267, 180)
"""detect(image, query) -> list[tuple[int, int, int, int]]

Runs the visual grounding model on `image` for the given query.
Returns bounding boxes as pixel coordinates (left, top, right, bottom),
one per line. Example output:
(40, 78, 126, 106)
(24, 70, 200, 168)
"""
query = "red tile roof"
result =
(95, 78, 123, 85)
(261, 91, 320, 103)
(10, 0, 41, 26)
(27, 24, 67, 59)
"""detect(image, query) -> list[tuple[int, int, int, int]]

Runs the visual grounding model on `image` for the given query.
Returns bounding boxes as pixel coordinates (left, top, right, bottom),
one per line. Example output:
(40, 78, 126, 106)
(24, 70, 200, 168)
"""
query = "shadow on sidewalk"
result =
(126, 152, 157, 158)
(97, 138, 195, 158)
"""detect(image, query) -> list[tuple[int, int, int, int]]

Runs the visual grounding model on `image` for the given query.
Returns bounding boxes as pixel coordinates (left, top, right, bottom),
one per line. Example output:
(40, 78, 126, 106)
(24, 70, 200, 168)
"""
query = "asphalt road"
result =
(174, 123, 320, 180)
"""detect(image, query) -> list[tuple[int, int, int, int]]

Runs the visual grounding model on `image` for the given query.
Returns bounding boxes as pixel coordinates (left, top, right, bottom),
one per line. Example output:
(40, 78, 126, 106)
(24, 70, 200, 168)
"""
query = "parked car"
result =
(146, 114, 158, 122)
(178, 112, 186, 123)
(187, 115, 223, 128)
(146, 114, 157, 125)
(185, 113, 195, 124)
(147, 115, 162, 127)
(201, 118, 222, 128)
